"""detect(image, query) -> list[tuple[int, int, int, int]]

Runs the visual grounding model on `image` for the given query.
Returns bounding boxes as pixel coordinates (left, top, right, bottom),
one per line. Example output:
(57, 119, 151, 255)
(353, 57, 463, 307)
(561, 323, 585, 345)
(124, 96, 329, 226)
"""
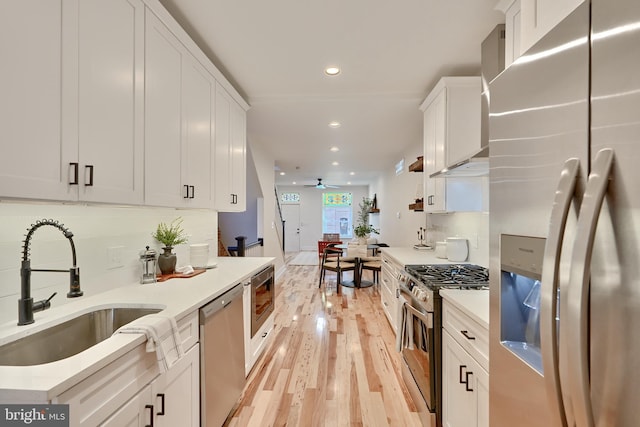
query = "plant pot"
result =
(158, 247, 177, 275)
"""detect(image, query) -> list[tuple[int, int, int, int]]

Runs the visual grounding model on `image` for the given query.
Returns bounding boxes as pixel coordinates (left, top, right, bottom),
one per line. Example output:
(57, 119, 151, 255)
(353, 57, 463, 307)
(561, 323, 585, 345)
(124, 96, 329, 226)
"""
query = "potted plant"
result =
(354, 197, 379, 244)
(152, 217, 189, 275)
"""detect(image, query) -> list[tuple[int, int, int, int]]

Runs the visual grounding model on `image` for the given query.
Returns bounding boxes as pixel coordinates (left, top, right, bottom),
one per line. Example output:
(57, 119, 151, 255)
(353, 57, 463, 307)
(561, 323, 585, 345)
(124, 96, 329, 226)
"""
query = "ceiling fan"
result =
(304, 178, 340, 189)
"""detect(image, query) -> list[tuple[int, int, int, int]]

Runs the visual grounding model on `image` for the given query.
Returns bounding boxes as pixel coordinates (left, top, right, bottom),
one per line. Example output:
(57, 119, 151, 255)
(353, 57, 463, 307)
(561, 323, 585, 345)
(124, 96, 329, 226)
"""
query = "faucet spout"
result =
(18, 219, 83, 326)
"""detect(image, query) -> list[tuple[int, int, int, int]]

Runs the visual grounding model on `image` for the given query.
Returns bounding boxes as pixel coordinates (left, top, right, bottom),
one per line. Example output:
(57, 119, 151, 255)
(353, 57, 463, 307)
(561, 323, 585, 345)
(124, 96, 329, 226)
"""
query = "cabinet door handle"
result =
(465, 371, 474, 392)
(190, 185, 195, 199)
(459, 365, 467, 384)
(184, 184, 190, 199)
(145, 404, 154, 427)
(461, 330, 476, 340)
(262, 331, 268, 338)
(69, 163, 79, 185)
(157, 393, 165, 416)
(85, 165, 94, 186)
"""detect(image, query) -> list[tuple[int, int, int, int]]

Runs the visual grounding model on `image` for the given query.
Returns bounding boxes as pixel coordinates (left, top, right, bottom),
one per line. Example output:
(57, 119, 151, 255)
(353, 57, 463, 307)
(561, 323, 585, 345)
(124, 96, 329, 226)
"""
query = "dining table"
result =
(334, 243, 379, 288)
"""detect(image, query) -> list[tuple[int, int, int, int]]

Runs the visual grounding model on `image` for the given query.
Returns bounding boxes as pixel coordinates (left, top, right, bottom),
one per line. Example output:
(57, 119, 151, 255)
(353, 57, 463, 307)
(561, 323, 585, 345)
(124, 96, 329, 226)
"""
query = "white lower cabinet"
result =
(100, 384, 152, 427)
(100, 345, 199, 427)
(380, 253, 401, 333)
(243, 280, 274, 376)
(150, 344, 200, 427)
(442, 300, 489, 427)
(55, 314, 200, 427)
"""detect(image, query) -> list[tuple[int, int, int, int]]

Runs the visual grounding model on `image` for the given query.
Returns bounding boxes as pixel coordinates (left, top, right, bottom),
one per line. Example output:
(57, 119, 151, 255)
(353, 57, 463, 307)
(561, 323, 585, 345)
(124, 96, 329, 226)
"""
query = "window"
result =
(322, 192, 352, 239)
(280, 192, 300, 204)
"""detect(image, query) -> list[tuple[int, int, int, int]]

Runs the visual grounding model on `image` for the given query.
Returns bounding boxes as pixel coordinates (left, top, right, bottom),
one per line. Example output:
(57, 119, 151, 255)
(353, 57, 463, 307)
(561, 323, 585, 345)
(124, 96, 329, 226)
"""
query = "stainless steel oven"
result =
(251, 265, 275, 337)
(398, 264, 489, 427)
(398, 275, 440, 427)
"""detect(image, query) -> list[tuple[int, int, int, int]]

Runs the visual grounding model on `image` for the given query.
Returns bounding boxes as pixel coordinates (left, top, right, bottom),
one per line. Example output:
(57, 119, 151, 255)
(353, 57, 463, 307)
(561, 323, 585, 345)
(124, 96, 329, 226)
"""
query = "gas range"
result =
(399, 264, 489, 312)
(404, 264, 489, 289)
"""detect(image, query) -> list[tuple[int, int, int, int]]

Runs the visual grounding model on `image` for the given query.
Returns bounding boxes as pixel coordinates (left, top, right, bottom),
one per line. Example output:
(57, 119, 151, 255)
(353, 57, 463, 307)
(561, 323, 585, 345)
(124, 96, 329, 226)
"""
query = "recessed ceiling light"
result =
(325, 66, 340, 76)
(349, 171, 355, 176)
(328, 121, 341, 128)
(332, 161, 339, 166)
(347, 181, 352, 185)
(292, 181, 297, 185)
(279, 172, 286, 176)
(330, 146, 339, 152)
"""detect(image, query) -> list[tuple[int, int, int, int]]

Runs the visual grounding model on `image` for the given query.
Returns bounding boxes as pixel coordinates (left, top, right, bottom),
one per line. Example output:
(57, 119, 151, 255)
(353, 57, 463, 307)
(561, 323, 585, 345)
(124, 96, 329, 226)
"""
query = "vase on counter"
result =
(158, 247, 177, 275)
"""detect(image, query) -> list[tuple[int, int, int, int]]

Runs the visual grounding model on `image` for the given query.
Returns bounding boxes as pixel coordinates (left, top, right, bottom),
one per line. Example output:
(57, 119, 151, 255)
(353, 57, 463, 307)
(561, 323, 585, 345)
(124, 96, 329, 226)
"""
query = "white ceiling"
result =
(158, 0, 504, 188)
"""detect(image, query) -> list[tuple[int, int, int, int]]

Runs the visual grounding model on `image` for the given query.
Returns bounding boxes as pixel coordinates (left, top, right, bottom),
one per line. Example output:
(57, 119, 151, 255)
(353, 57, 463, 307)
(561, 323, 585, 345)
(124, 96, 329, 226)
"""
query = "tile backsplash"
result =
(0, 201, 218, 326)
(427, 211, 489, 266)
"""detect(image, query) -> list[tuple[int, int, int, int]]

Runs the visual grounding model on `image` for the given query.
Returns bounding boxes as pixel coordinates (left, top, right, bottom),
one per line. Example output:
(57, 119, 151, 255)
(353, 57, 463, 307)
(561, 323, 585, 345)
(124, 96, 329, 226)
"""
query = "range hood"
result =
(430, 24, 504, 178)
(429, 144, 489, 178)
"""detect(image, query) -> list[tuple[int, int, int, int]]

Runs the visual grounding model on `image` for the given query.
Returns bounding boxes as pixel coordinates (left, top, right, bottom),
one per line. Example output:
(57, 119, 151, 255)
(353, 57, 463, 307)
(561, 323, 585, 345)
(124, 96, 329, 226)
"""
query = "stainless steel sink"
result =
(0, 307, 162, 366)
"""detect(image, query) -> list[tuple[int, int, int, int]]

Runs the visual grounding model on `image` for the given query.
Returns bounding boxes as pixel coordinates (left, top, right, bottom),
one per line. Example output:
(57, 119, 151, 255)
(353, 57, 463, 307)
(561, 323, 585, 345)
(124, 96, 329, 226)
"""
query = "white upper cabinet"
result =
(0, 1, 70, 201)
(1, 0, 246, 209)
(77, 0, 145, 204)
(215, 83, 247, 212)
(182, 59, 214, 208)
(496, 0, 522, 67)
(420, 77, 485, 213)
(0, 0, 145, 204)
(422, 89, 446, 212)
(144, 10, 214, 208)
(521, 0, 585, 53)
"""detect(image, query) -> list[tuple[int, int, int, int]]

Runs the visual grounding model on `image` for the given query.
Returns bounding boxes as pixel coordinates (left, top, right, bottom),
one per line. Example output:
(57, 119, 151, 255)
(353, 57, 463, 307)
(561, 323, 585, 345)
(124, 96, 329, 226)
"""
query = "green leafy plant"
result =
(152, 217, 189, 248)
(354, 197, 379, 238)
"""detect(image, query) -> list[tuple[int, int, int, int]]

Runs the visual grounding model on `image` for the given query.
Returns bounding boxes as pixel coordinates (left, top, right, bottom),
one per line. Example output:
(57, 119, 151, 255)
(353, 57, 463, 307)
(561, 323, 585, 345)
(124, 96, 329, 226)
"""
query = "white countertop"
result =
(379, 246, 458, 266)
(439, 289, 489, 329)
(0, 256, 273, 402)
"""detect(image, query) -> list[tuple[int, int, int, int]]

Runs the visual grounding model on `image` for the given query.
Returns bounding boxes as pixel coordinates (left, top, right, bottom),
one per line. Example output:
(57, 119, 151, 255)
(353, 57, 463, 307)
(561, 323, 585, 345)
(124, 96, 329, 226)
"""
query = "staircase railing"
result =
(274, 187, 285, 252)
(228, 237, 264, 257)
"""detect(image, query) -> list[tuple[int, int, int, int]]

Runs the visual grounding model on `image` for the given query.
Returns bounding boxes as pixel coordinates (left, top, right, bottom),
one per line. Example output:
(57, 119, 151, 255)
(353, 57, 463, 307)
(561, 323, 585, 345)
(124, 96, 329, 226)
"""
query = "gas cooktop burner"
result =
(404, 264, 489, 289)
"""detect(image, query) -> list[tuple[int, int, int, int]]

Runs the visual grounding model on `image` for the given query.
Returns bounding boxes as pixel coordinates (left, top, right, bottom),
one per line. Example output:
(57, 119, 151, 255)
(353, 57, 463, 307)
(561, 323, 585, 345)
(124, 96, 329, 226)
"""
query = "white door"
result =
(281, 204, 300, 253)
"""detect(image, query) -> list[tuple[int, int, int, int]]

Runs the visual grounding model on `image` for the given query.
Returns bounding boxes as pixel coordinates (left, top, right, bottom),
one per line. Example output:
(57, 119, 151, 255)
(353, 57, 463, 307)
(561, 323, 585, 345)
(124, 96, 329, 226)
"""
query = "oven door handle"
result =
(402, 300, 431, 326)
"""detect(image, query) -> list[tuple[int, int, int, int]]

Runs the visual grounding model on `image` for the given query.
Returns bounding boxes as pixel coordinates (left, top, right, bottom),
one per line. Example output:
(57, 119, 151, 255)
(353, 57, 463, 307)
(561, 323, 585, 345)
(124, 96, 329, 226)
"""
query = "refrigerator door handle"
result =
(541, 157, 581, 427)
(567, 148, 614, 427)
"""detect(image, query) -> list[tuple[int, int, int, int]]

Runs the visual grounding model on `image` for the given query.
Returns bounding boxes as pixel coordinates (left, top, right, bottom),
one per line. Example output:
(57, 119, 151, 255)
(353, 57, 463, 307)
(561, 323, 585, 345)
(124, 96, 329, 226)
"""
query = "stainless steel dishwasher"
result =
(200, 283, 245, 427)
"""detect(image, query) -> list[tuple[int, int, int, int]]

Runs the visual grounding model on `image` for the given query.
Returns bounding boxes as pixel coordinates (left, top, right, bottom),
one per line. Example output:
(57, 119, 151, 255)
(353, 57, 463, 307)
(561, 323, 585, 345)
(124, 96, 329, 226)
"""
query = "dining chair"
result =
(317, 240, 342, 264)
(360, 257, 382, 284)
(318, 244, 355, 292)
(360, 242, 386, 284)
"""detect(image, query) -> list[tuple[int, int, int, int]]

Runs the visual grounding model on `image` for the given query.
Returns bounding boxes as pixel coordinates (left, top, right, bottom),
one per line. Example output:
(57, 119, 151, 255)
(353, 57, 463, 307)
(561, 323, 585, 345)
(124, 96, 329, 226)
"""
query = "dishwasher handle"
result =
(200, 283, 243, 321)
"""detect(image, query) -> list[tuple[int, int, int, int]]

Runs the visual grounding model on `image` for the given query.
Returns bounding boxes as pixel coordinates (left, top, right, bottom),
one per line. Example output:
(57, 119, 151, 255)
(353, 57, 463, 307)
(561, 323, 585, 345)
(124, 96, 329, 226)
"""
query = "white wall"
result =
(0, 202, 217, 325)
(373, 141, 428, 247)
(247, 140, 286, 273)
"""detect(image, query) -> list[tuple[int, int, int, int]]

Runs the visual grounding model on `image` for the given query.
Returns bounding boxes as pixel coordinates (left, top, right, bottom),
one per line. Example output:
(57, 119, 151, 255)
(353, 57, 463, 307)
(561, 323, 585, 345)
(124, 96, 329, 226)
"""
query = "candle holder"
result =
(413, 227, 432, 250)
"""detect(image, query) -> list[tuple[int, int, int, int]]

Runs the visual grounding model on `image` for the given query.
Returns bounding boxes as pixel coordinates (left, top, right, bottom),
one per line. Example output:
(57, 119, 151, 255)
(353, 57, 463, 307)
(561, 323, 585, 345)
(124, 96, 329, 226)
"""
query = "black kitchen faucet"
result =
(18, 219, 82, 326)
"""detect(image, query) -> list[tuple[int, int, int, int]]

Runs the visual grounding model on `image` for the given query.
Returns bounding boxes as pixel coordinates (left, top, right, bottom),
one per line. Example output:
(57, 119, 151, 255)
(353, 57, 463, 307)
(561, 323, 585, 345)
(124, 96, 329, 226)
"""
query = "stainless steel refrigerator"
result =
(489, 1, 640, 426)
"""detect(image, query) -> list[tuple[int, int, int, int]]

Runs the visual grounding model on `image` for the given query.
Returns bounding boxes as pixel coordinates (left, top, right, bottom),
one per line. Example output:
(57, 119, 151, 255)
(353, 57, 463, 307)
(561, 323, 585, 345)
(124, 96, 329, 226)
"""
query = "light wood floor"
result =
(227, 256, 422, 427)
